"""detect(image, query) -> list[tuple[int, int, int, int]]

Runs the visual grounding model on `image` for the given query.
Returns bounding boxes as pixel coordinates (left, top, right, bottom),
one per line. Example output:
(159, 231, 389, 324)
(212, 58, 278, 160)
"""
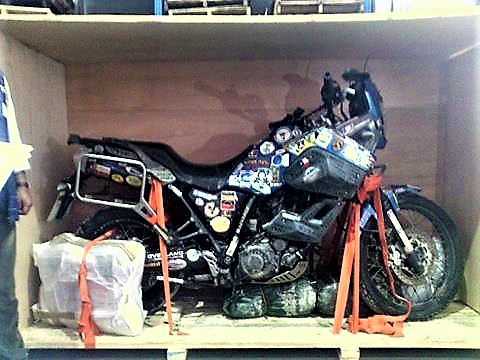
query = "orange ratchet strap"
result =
(148, 179, 176, 334)
(78, 230, 114, 349)
(332, 172, 412, 337)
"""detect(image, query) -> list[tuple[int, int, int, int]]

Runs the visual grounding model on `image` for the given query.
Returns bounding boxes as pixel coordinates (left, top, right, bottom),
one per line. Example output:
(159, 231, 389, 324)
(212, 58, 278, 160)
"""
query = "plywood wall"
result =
(0, 32, 70, 328)
(67, 58, 440, 209)
(439, 47, 480, 312)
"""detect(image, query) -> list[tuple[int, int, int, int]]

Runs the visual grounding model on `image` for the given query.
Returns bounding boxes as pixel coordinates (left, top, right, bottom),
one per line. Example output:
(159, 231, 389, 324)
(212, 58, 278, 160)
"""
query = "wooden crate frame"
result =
(22, 301, 480, 360)
(0, 5, 53, 15)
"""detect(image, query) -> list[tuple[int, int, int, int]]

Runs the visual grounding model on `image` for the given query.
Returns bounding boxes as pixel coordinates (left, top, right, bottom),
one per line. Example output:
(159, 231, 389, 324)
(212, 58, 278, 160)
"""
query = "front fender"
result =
(360, 184, 422, 228)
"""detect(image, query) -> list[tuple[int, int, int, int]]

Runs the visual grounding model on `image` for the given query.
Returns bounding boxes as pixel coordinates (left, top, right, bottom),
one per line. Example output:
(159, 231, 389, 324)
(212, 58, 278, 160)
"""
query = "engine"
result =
(237, 234, 302, 281)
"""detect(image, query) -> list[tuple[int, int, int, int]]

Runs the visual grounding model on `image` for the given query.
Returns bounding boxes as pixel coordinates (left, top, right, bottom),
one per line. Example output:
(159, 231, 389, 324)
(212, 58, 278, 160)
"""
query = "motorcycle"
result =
(48, 69, 463, 320)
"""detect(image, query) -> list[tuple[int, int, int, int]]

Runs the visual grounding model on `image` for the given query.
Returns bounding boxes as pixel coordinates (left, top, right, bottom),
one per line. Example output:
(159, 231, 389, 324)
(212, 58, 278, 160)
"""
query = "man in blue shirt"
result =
(0, 72, 33, 360)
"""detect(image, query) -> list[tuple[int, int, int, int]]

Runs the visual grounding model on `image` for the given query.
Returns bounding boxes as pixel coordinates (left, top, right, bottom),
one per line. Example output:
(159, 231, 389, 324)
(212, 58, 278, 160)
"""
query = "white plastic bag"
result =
(32, 233, 146, 336)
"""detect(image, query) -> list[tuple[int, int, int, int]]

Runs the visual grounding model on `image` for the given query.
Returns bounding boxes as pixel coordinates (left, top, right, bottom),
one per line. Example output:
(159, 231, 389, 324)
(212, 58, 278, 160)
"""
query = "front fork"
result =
(361, 184, 424, 274)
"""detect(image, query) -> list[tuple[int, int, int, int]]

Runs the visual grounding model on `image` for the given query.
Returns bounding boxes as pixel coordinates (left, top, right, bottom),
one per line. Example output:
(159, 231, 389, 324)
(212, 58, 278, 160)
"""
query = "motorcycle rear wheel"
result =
(76, 207, 183, 315)
(360, 193, 463, 320)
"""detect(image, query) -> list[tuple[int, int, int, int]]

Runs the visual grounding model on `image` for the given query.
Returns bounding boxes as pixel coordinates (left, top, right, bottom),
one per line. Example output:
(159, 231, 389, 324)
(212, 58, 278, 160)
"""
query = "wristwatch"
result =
(16, 181, 29, 188)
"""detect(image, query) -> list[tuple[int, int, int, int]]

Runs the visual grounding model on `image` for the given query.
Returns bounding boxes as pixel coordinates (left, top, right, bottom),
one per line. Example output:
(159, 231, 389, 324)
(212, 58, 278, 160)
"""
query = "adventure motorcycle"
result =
(48, 69, 463, 320)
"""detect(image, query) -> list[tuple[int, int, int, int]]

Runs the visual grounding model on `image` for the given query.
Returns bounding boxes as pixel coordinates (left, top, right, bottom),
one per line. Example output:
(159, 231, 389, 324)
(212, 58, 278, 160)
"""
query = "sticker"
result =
(192, 189, 217, 201)
(281, 153, 290, 167)
(292, 127, 303, 138)
(228, 174, 241, 187)
(204, 202, 220, 218)
(248, 149, 259, 158)
(341, 144, 358, 164)
(260, 141, 275, 155)
(168, 258, 188, 271)
(239, 170, 254, 187)
(251, 168, 273, 194)
(91, 163, 111, 177)
(220, 191, 238, 212)
(111, 174, 124, 183)
(332, 138, 344, 152)
(271, 154, 283, 166)
(195, 197, 205, 207)
(258, 159, 270, 168)
(314, 128, 334, 148)
(126, 175, 142, 187)
(210, 216, 231, 233)
(243, 159, 258, 169)
(303, 166, 321, 183)
(271, 166, 281, 184)
(251, 181, 272, 195)
(301, 157, 310, 169)
(125, 165, 142, 177)
(275, 127, 292, 144)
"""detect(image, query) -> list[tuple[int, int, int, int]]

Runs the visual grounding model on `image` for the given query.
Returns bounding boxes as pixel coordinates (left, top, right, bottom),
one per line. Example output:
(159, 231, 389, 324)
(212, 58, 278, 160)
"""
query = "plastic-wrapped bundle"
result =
(223, 278, 316, 318)
(264, 279, 316, 317)
(223, 285, 266, 319)
(32, 233, 146, 336)
(315, 275, 338, 316)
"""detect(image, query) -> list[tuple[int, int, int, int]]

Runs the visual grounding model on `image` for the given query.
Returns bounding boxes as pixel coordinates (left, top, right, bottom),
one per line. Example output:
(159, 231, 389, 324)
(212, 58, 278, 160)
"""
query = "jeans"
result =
(0, 223, 27, 360)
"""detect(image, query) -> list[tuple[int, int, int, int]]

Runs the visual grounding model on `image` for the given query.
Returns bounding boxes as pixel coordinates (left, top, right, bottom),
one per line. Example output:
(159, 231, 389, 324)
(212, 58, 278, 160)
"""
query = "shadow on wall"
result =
(192, 80, 269, 162)
(283, 73, 322, 114)
(191, 74, 321, 162)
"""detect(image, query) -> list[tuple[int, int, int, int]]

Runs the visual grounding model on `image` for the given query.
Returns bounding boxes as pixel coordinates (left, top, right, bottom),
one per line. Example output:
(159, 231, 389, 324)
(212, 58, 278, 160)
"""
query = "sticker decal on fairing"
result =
(204, 202, 220, 218)
(210, 216, 231, 233)
(259, 141, 275, 155)
(192, 189, 218, 201)
(220, 191, 238, 212)
(287, 128, 374, 170)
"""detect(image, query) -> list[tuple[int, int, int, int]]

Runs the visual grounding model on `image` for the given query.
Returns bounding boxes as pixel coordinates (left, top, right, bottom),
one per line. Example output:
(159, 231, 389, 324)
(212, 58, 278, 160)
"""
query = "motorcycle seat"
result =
(129, 140, 252, 192)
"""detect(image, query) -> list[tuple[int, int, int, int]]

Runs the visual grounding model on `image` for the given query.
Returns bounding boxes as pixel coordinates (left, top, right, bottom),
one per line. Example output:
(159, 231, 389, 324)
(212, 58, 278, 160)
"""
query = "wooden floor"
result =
(22, 300, 480, 355)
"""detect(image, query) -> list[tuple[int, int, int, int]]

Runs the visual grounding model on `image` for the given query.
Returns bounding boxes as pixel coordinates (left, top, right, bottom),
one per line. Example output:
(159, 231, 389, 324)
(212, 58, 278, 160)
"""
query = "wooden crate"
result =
(274, 0, 362, 14)
(0, 5, 53, 15)
(274, 0, 322, 14)
(168, 4, 251, 15)
(323, 0, 362, 13)
(167, 0, 247, 9)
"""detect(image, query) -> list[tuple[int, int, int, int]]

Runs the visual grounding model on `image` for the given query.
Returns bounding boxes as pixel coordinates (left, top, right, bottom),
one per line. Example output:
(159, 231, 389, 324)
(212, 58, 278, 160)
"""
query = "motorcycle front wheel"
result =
(360, 192, 464, 320)
(76, 207, 183, 315)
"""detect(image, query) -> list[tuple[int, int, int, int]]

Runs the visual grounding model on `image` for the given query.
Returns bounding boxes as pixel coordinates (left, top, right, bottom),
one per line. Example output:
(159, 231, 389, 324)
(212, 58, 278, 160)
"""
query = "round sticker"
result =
(204, 202, 220, 218)
(292, 127, 303, 138)
(125, 166, 142, 177)
(274, 127, 292, 144)
(111, 174, 124, 183)
(210, 216, 231, 233)
(126, 175, 142, 187)
(272, 154, 283, 166)
(195, 197, 205, 207)
(259, 141, 275, 155)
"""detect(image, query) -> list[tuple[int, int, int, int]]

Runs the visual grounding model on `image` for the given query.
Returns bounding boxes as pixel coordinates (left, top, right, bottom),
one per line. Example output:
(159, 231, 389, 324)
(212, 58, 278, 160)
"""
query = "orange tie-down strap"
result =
(147, 179, 178, 335)
(78, 230, 114, 349)
(332, 173, 412, 337)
